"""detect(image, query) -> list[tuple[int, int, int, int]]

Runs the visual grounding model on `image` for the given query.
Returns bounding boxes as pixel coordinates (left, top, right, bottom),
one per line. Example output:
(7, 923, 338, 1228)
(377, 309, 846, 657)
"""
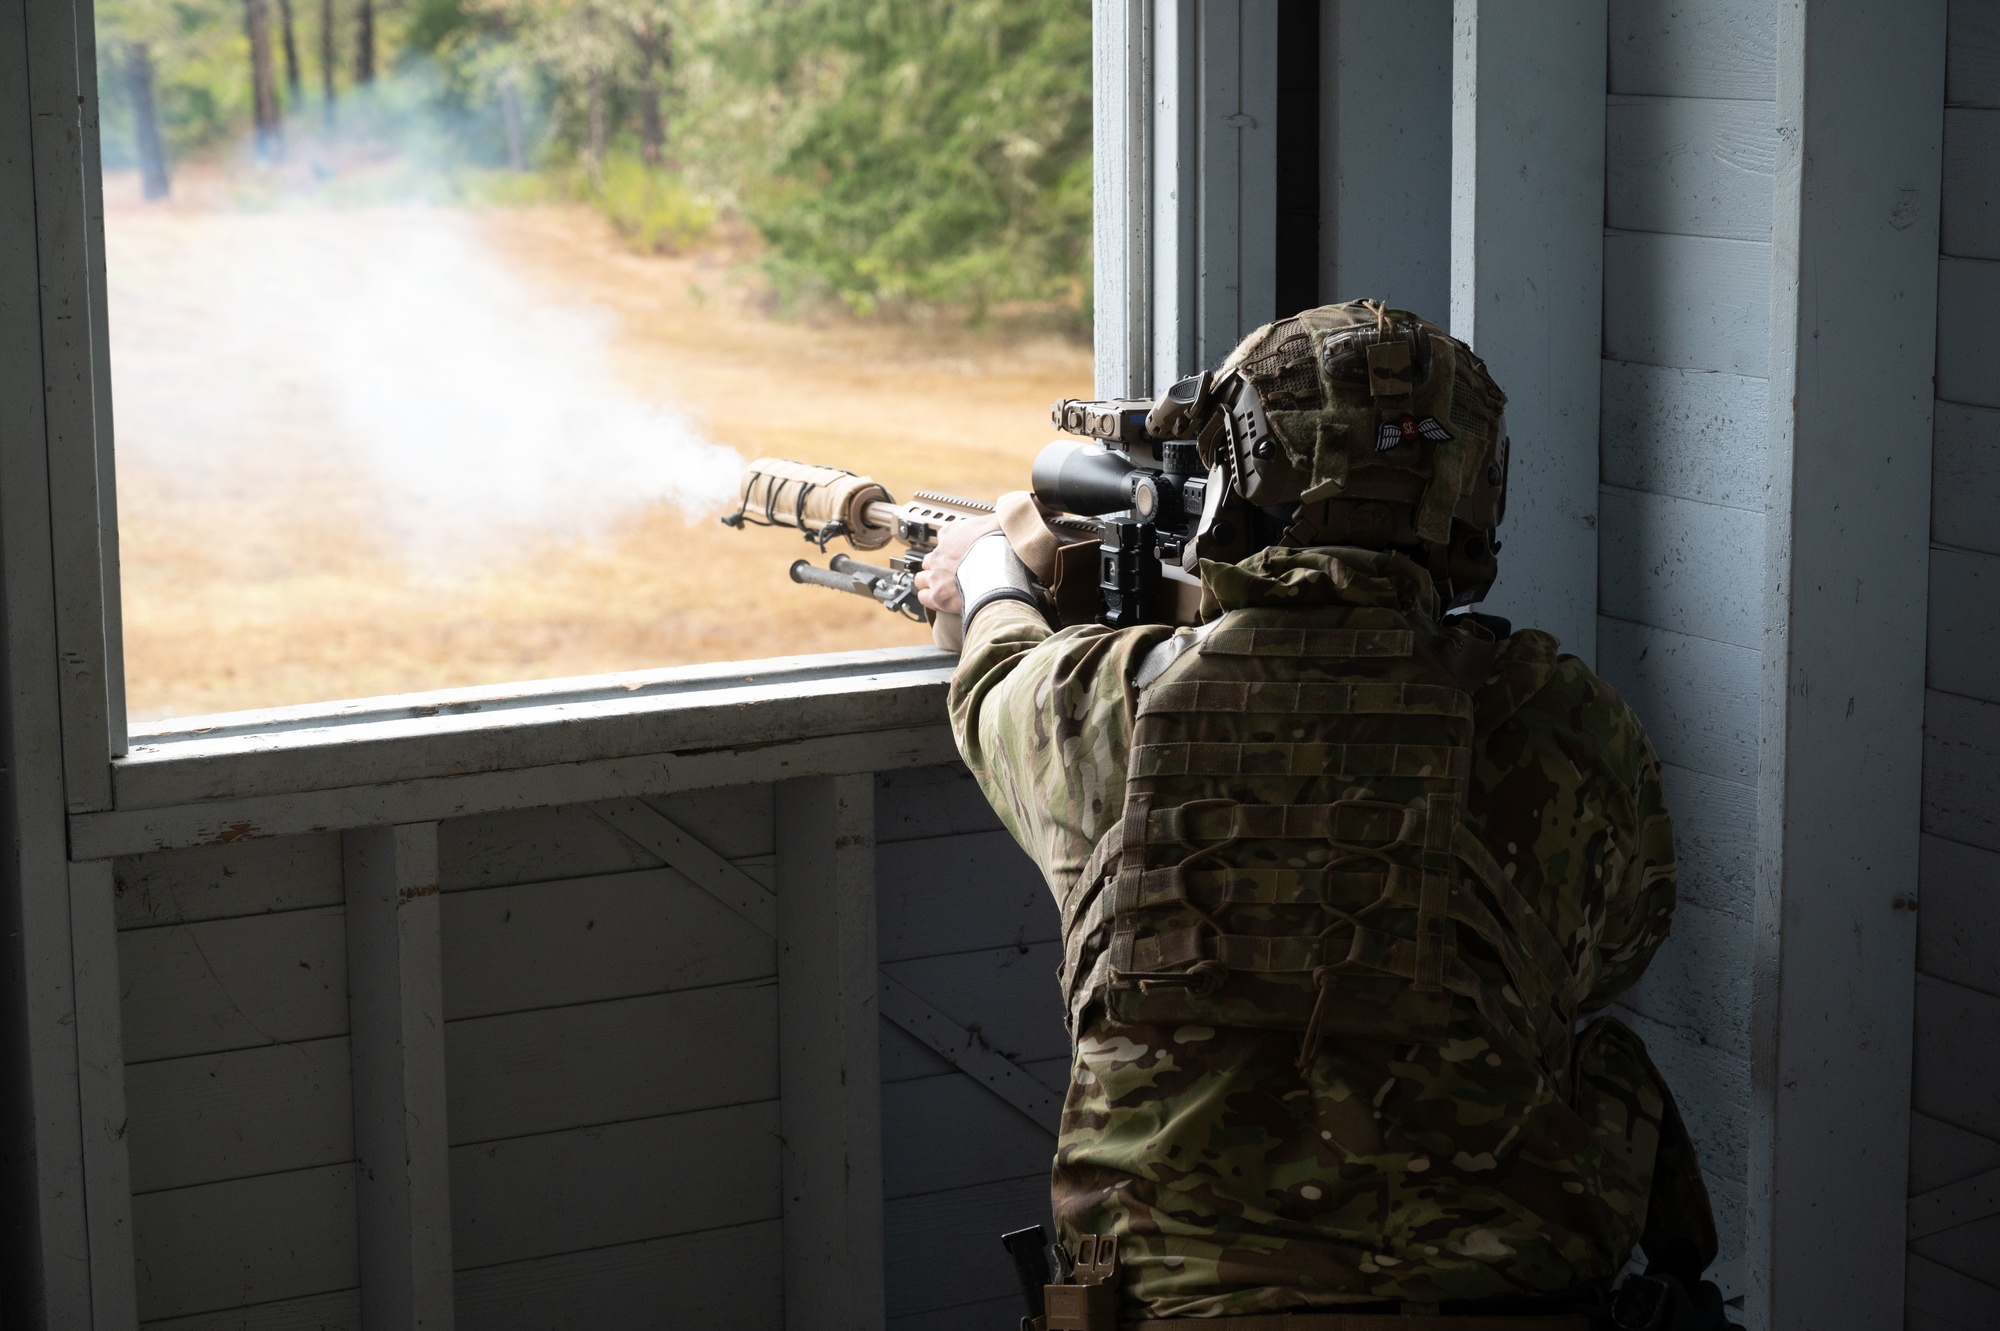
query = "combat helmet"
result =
(1152, 300, 1510, 607)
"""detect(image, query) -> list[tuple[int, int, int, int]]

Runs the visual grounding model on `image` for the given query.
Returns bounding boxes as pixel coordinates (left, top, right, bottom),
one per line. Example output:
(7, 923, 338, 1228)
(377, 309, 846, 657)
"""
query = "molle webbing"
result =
(1063, 601, 1581, 1074)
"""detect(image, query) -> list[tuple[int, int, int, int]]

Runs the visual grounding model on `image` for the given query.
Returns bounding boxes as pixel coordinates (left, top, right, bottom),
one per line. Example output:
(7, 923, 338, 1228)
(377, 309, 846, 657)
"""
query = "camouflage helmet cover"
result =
(1173, 301, 1510, 602)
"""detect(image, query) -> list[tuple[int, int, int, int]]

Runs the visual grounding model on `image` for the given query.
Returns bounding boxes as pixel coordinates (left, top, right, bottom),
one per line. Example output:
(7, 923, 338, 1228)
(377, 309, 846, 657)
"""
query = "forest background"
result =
(93, 0, 1094, 322)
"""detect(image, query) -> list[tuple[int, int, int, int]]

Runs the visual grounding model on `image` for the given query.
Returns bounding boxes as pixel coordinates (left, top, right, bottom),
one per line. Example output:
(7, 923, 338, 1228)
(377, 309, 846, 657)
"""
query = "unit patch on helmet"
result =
(1377, 414, 1453, 451)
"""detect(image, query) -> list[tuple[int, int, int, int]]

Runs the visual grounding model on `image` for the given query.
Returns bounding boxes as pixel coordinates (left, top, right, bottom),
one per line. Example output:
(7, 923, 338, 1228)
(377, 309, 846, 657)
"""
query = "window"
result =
(94, 0, 1094, 720)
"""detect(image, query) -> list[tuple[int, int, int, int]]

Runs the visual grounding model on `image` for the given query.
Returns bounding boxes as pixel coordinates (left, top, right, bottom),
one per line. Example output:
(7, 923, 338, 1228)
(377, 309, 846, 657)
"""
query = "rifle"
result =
(720, 375, 1277, 637)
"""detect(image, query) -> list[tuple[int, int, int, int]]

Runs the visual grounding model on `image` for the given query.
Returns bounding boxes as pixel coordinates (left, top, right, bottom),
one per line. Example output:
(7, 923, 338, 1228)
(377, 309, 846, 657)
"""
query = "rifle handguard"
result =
(723, 458, 897, 551)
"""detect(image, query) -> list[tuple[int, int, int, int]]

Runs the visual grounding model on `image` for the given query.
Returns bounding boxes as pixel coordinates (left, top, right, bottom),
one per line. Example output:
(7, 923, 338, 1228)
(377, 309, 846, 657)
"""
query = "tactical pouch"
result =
(1041, 1234, 1120, 1331)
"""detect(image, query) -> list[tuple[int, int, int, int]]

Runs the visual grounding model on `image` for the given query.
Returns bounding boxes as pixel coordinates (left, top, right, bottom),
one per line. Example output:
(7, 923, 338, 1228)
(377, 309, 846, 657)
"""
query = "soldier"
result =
(914, 302, 1734, 1329)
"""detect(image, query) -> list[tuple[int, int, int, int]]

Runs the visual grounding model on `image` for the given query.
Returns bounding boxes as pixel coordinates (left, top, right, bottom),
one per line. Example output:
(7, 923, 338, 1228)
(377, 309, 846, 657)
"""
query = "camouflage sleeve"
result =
(1477, 651, 1679, 1015)
(947, 602, 1178, 898)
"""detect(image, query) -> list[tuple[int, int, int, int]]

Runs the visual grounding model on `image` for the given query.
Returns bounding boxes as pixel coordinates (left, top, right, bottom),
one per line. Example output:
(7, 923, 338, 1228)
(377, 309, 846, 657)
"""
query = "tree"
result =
(277, 0, 302, 103)
(355, 0, 375, 83)
(124, 41, 171, 197)
(319, 0, 336, 122)
(242, 0, 283, 158)
(622, 5, 671, 165)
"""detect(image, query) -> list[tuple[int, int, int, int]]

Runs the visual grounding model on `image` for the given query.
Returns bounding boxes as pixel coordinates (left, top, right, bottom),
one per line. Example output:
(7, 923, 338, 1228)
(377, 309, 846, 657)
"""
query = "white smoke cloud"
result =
(106, 203, 743, 569)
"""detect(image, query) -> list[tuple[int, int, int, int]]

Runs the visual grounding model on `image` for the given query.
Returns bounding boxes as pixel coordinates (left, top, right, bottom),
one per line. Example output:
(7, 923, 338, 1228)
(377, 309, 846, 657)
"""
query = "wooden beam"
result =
(1197, 0, 1279, 365)
(775, 775, 884, 1331)
(344, 823, 454, 1331)
(1320, 0, 1452, 316)
(878, 974, 1062, 1132)
(70, 858, 135, 1326)
(589, 798, 777, 936)
(1094, 0, 1153, 396)
(1751, 3, 1945, 1325)
(1907, 1165, 2000, 1243)
(0, 1, 95, 1319)
(70, 724, 958, 860)
(22, 0, 116, 813)
(1448, 0, 1605, 664)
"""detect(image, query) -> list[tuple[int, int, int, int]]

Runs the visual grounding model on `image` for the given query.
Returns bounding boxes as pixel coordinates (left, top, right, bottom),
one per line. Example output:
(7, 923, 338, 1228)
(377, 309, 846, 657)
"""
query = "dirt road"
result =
(107, 177, 1092, 718)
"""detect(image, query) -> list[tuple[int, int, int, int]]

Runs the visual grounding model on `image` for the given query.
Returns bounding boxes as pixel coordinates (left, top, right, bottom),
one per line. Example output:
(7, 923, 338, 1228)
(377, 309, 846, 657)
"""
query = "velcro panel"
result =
(1201, 627, 1415, 658)
(1132, 742, 1470, 781)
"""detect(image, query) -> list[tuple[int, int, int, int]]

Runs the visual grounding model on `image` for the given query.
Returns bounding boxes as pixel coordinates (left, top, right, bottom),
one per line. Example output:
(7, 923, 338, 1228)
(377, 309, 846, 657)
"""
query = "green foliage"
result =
(90, 0, 1093, 322)
(571, 151, 716, 251)
(717, 0, 1093, 318)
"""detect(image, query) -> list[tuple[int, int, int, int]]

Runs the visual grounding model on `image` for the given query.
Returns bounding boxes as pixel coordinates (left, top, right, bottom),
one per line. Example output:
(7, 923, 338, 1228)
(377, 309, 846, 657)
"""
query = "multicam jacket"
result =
(948, 547, 1688, 1319)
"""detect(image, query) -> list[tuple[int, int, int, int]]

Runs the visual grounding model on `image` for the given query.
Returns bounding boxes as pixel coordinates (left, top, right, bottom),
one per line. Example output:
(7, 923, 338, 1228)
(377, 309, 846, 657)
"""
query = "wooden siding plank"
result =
(876, 765, 1003, 843)
(774, 773, 885, 1330)
(590, 799, 777, 937)
(1606, 94, 1775, 242)
(440, 804, 662, 891)
(1906, 1253, 2000, 1330)
(877, 830, 1055, 964)
(1930, 547, 2000, 705)
(440, 868, 773, 1021)
(878, 944, 1072, 1070)
(1910, 1111, 2000, 1196)
(448, 1102, 781, 1271)
(139, 1288, 359, 1331)
(1914, 974, 2000, 1140)
(1943, 108, 2000, 259)
(116, 835, 343, 930)
(342, 823, 453, 1330)
(1934, 400, 2000, 557)
(445, 984, 777, 1146)
(1909, 1166, 2000, 1242)
(1924, 690, 2000, 853)
(1912, 1216, 2000, 1294)
(126, 1037, 353, 1195)
(1600, 360, 1768, 511)
(1598, 487, 1766, 650)
(878, 974, 1062, 1131)
(880, 1021, 1067, 1091)
(883, 1174, 1050, 1320)
(1597, 617, 1760, 784)
(452, 1220, 782, 1331)
(132, 1164, 358, 1323)
(77, 723, 958, 860)
(121, 908, 348, 1064)
(1938, 257, 2000, 409)
(1657, 764, 1755, 923)
(1614, 1007, 1749, 1190)
(1451, 1, 1606, 661)
(890, 1294, 1026, 1331)
(1920, 834, 2000, 999)
(1602, 232, 1773, 376)
(1949, 0, 2000, 107)
(1618, 901, 1752, 1059)
(882, 1072, 1059, 1201)
(1608, 0, 1776, 100)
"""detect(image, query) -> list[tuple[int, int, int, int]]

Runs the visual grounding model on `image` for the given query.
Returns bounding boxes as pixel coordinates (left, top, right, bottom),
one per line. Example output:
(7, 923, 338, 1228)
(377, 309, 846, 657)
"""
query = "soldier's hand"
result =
(914, 513, 1003, 615)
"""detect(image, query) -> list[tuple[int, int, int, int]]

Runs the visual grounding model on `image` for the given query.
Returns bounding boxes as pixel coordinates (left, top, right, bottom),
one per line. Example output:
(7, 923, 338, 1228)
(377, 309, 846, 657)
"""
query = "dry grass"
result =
(112, 196, 1092, 719)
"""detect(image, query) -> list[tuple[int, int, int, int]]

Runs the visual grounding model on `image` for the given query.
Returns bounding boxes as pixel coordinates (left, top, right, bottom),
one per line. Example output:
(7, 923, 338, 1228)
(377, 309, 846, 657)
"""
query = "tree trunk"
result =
(126, 43, 170, 198)
(319, 0, 336, 124)
(277, 0, 302, 104)
(586, 68, 606, 179)
(354, 0, 374, 85)
(243, 0, 284, 160)
(500, 75, 526, 171)
(630, 20, 671, 167)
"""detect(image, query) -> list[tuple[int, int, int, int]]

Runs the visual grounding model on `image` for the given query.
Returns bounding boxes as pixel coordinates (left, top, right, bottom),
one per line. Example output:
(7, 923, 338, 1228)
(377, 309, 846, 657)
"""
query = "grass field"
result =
(106, 172, 1093, 719)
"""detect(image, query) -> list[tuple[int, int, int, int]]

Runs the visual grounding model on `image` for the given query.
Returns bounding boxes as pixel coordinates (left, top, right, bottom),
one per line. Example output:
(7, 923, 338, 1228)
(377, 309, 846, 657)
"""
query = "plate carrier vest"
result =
(1059, 599, 1582, 1076)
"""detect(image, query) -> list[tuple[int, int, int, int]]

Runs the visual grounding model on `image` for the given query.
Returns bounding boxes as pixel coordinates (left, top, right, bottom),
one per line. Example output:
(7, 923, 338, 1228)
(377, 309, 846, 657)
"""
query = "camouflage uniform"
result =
(949, 547, 1692, 1320)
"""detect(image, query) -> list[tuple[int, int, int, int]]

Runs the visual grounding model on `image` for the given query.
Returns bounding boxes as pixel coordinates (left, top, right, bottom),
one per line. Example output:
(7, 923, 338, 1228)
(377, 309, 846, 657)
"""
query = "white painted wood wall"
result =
(1905, 4, 2000, 1325)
